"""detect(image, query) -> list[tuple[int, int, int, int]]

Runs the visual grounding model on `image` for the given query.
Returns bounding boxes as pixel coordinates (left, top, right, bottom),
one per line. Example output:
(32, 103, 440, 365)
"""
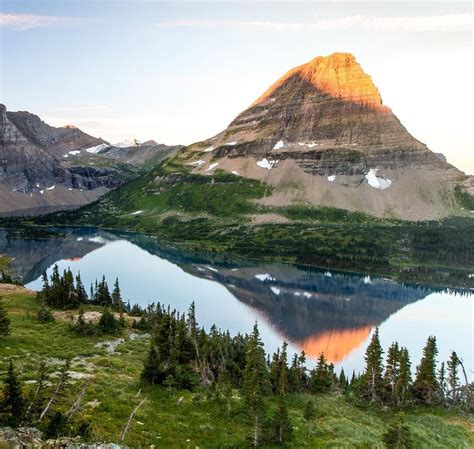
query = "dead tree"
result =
(119, 397, 147, 442)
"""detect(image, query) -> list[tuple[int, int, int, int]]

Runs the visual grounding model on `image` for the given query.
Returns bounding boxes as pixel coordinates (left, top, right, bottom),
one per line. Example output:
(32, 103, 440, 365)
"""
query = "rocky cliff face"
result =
(178, 52, 467, 220)
(0, 105, 133, 214)
(7, 110, 107, 158)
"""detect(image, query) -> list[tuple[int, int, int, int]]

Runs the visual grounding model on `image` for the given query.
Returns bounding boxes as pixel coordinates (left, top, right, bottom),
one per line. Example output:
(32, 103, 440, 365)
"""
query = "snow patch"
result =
(63, 154, 68, 158)
(188, 160, 205, 167)
(365, 169, 392, 190)
(324, 271, 332, 277)
(206, 162, 219, 172)
(364, 276, 372, 284)
(85, 143, 108, 154)
(46, 185, 55, 191)
(68, 188, 73, 191)
(302, 292, 312, 298)
(76, 237, 84, 241)
(69, 150, 81, 156)
(206, 266, 218, 272)
(294, 292, 301, 297)
(113, 139, 138, 148)
(39, 190, 44, 194)
(270, 287, 281, 295)
(255, 273, 274, 282)
(203, 146, 215, 152)
(273, 140, 285, 150)
(131, 210, 143, 215)
(224, 141, 237, 146)
(257, 158, 278, 170)
(231, 171, 240, 176)
(327, 175, 336, 182)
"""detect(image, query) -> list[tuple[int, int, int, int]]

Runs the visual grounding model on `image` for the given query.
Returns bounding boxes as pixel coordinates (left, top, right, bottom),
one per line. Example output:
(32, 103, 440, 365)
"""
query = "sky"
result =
(1, 1, 472, 173)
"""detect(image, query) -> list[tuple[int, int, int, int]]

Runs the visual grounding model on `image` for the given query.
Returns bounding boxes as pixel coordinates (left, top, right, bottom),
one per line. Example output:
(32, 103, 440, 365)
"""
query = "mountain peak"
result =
(255, 52, 385, 110)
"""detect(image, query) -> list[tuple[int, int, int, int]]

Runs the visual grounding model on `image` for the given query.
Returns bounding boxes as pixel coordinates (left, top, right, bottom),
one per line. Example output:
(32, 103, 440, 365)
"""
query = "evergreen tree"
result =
(44, 411, 67, 439)
(1, 360, 25, 427)
(382, 412, 413, 449)
(242, 322, 270, 447)
(414, 336, 438, 405)
(303, 399, 316, 435)
(310, 353, 332, 394)
(363, 328, 384, 402)
(111, 278, 124, 311)
(447, 351, 460, 406)
(94, 276, 112, 307)
(98, 309, 120, 335)
(75, 273, 88, 304)
(267, 397, 293, 444)
(396, 347, 412, 407)
(384, 342, 401, 404)
(37, 304, 54, 323)
(0, 298, 11, 336)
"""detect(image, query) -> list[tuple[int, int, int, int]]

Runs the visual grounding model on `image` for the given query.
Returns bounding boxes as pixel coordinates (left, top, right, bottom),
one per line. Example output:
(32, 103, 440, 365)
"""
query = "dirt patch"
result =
(249, 213, 290, 224)
(0, 283, 36, 295)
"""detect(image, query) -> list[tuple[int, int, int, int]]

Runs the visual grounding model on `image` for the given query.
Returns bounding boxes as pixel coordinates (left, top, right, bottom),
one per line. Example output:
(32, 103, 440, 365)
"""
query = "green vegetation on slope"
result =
(0, 288, 472, 448)
(3, 164, 474, 289)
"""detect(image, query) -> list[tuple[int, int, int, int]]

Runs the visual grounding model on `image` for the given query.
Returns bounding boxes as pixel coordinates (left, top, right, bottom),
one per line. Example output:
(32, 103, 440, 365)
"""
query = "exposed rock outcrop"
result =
(0, 105, 179, 215)
(179, 52, 467, 220)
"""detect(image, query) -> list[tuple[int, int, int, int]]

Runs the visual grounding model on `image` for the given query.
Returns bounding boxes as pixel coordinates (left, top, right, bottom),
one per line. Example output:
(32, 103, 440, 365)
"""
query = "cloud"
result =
(54, 106, 110, 112)
(0, 13, 69, 30)
(155, 13, 472, 33)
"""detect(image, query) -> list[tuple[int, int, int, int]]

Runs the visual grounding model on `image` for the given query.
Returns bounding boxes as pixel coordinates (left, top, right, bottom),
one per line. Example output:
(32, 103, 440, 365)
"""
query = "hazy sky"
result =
(1, 1, 472, 173)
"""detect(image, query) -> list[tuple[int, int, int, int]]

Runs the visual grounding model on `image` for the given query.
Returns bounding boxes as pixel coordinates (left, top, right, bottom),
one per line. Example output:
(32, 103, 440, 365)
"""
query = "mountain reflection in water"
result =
(2, 227, 471, 374)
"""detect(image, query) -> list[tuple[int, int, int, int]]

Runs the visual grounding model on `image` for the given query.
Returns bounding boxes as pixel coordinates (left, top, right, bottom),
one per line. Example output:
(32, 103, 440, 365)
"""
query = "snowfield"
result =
(85, 143, 109, 154)
(365, 169, 392, 190)
(257, 158, 278, 170)
(273, 140, 285, 150)
(327, 175, 336, 182)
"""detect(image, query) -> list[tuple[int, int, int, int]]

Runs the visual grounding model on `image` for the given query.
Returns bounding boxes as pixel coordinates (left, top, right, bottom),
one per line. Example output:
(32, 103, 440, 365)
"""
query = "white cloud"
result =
(155, 13, 472, 33)
(0, 13, 65, 30)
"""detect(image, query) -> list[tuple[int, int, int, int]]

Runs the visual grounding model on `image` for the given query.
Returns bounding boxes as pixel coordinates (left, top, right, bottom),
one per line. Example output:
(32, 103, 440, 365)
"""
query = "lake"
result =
(1, 227, 472, 378)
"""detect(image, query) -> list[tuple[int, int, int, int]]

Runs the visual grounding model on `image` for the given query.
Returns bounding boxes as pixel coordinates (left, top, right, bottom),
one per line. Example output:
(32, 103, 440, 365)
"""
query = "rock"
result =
(180, 52, 467, 220)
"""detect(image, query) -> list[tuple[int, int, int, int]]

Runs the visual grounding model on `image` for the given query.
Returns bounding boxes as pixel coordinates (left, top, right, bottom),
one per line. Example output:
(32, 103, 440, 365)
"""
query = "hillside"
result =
(0, 286, 472, 448)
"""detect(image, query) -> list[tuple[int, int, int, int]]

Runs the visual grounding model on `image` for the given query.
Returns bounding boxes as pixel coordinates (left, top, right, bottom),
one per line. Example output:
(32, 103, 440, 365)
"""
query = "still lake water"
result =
(2, 227, 472, 377)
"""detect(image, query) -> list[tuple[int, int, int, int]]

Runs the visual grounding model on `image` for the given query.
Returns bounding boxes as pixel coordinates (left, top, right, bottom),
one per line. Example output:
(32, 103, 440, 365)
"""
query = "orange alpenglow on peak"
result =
(255, 52, 387, 110)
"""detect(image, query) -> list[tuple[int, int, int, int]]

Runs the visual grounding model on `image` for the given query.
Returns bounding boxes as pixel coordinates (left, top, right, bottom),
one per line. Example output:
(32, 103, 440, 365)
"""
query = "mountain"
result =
(0, 104, 180, 215)
(174, 52, 468, 220)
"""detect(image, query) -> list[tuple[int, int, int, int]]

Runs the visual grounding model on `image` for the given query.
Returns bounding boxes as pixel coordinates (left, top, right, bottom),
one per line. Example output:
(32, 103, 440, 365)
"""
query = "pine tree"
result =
(242, 322, 270, 447)
(382, 412, 413, 449)
(1, 360, 25, 427)
(303, 399, 316, 435)
(75, 273, 88, 304)
(37, 304, 54, 323)
(111, 278, 124, 311)
(310, 353, 332, 394)
(25, 361, 48, 423)
(396, 347, 412, 407)
(384, 342, 400, 404)
(0, 298, 11, 336)
(414, 336, 438, 405)
(98, 309, 120, 335)
(363, 327, 384, 402)
(447, 351, 460, 406)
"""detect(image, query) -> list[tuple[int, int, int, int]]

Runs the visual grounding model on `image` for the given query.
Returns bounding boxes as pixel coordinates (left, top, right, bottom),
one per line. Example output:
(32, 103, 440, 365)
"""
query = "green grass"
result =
(0, 290, 472, 448)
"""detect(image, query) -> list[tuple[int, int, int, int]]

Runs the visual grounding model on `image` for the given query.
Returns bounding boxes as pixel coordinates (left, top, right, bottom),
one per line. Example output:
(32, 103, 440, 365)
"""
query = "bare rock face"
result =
(0, 104, 71, 191)
(0, 105, 124, 215)
(7, 110, 108, 158)
(180, 52, 466, 220)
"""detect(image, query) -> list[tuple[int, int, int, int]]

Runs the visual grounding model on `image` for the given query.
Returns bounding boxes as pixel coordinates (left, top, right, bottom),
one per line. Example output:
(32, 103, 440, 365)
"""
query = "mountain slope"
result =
(173, 52, 467, 220)
(0, 105, 179, 215)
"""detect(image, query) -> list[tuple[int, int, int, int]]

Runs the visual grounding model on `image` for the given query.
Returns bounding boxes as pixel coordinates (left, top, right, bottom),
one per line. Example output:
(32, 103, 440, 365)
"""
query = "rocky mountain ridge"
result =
(0, 104, 180, 215)
(176, 52, 468, 220)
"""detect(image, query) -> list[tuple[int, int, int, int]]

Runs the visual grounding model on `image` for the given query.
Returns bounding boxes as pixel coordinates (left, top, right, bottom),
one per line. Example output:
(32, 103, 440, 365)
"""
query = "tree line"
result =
(37, 265, 125, 311)
(138, 302, 473, 446)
